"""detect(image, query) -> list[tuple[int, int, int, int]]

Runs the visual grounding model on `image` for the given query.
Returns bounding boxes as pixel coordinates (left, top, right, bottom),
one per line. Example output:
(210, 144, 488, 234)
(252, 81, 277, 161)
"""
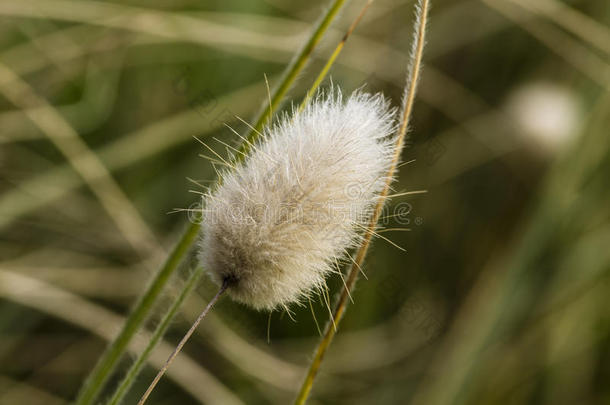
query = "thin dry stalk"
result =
(137, 280, 230, 405)
(293, 0, 430, 403)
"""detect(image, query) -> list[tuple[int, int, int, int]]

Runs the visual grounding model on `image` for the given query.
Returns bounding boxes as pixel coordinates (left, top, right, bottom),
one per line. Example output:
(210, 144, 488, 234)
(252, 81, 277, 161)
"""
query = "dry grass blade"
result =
(0, 0, 295, 53)
(0, 79, 267, 230)
(505, 0, 610, 56)
(0, 63, 121, 144)
(0, 62, 160, 256)
(0, 269, 244, 405)
(481, 0, 610, 90)
(0, 375, 66, 405)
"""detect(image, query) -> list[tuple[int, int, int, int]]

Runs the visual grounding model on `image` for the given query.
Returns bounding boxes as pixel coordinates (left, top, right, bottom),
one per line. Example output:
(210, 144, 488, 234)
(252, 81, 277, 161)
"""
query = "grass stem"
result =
(298, 0, 375, 112)
(293, 1, 430, 403)
(75, 221, 200, 405)
(106, 266, 206, 405)
(137, 278, 230, 405)
(243, 0, 350, 154)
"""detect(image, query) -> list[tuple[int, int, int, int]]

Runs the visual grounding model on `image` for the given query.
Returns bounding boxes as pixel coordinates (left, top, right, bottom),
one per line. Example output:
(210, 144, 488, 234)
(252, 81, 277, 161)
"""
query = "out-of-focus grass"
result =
(1, 0, 609, 404)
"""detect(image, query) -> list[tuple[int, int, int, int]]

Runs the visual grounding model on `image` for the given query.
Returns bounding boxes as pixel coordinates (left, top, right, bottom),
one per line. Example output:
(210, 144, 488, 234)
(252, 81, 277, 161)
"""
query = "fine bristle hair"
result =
(200, 88, 397, 310)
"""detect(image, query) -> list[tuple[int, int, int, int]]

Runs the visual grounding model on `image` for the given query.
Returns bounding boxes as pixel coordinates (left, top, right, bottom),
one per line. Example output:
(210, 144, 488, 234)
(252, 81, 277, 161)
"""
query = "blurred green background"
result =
(1, 0, 609, 404)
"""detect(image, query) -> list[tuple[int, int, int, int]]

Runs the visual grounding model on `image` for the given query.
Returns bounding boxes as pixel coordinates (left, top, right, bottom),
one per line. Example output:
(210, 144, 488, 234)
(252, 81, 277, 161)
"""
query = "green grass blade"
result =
(74, 221, 200, 405)
(299, 0, 374, 112)
(106, 266, 205, 405)
(75, 0, 350, 403)
(242, 0, 350, 155)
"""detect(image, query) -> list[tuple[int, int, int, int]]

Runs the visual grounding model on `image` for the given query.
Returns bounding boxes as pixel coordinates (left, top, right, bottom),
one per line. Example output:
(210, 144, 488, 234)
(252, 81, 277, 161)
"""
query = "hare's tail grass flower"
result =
(200, 88, 397, 311)
(293, 0, 430, 404)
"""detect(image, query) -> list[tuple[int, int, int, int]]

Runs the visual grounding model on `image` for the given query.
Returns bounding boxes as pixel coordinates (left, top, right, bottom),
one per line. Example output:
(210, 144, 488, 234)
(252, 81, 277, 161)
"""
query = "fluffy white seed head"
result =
(199, 89, 396, 310)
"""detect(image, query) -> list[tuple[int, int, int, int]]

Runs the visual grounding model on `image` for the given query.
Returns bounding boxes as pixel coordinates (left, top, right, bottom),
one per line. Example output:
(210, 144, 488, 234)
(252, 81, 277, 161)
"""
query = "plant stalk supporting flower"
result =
(137, 278, 231, 405)
(293, 0, 430, 403)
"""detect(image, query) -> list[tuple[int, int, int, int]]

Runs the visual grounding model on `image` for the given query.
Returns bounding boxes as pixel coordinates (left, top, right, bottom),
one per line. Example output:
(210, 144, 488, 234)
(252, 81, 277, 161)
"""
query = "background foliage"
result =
(1, 0, 609, 404)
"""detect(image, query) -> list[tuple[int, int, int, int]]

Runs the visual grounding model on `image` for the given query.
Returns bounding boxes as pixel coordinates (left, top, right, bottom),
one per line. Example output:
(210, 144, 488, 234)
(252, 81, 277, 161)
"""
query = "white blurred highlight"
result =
(505, 81, 582, 153)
